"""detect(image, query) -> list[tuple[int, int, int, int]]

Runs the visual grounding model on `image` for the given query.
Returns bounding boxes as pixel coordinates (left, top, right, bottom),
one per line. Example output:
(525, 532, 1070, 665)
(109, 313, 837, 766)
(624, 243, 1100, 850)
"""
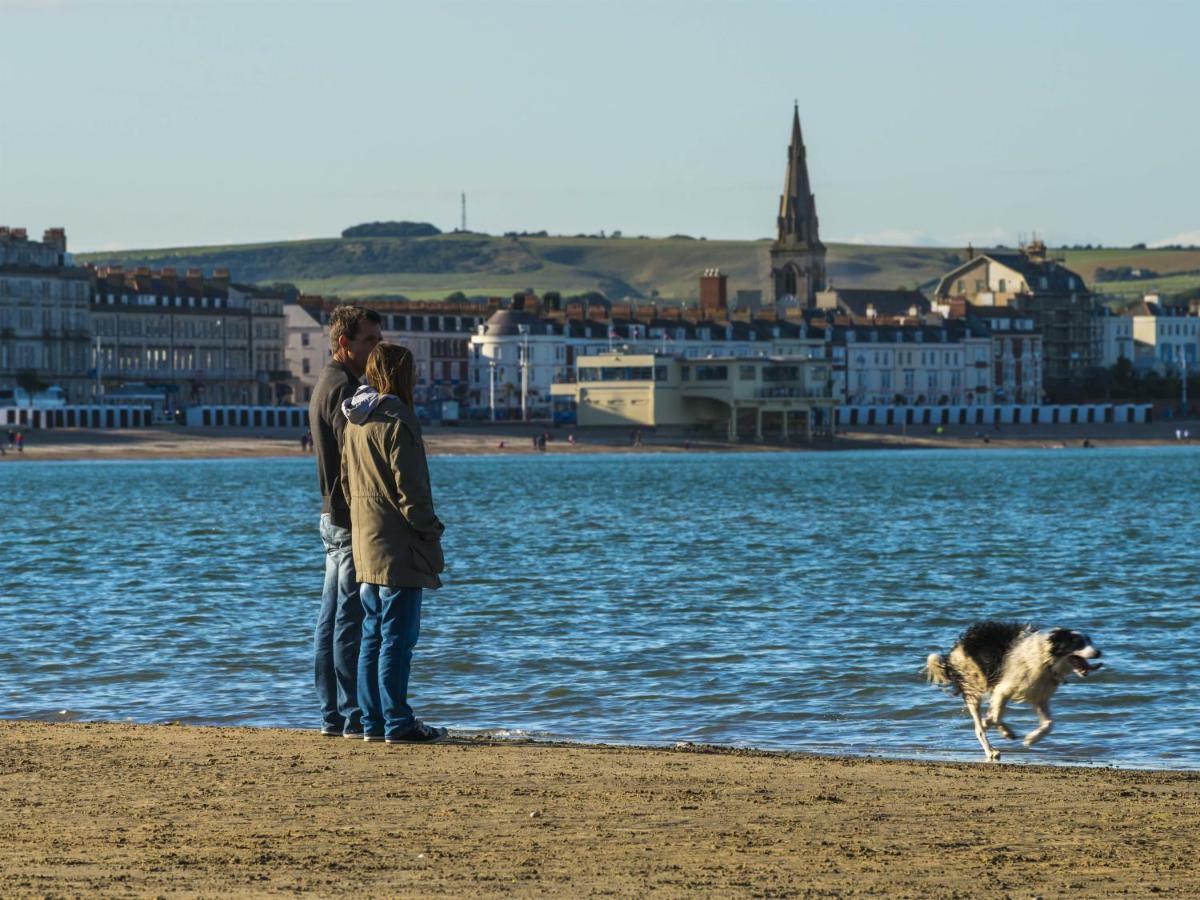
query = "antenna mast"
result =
(461, 192, 467, 232)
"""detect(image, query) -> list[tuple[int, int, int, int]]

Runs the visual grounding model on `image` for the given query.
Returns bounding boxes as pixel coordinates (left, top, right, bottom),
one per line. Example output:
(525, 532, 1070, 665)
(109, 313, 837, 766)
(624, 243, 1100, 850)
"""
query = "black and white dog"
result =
(925, 621, 1103, 761)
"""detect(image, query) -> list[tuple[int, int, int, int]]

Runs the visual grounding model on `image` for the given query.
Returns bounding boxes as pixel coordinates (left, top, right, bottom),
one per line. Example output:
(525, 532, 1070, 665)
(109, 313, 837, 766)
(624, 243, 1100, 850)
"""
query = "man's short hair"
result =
(328, 305, 382, 350)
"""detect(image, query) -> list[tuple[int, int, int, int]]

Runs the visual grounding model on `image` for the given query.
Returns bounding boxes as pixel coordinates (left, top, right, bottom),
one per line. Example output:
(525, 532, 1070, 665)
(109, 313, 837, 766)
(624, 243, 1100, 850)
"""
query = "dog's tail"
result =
(924, 652, 953, 686)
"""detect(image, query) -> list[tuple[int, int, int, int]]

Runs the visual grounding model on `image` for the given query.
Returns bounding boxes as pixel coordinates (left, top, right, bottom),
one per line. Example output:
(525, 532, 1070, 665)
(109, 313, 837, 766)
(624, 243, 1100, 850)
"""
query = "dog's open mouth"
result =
(1069, 655, 1103, 677)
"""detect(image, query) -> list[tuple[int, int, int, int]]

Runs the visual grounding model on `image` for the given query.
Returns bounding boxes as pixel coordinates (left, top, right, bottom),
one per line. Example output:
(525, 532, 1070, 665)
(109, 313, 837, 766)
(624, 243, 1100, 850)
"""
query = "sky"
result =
(2, 0, 1198, 252)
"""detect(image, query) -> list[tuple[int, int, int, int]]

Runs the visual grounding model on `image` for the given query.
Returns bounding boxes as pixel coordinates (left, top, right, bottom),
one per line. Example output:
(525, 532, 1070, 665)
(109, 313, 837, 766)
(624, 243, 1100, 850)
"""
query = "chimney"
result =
(699, 268, 728, 312)
(11, 228, 27, 241)
(186, 267, 204, 293)
(42, 228, 67, 253)
(212, 267, 230, 288)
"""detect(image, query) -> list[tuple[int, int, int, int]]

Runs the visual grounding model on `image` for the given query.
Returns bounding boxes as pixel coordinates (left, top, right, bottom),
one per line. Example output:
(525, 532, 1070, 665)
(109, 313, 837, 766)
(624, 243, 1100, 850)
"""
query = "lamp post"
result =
(488, 358, 496, 422)
(94, 335, 103, 400)
(517, 324, 530, 422)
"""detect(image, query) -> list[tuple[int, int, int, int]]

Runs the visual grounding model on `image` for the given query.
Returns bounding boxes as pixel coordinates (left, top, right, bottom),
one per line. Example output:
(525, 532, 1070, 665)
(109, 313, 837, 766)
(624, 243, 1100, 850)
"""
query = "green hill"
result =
(77, 234, 1200, 302)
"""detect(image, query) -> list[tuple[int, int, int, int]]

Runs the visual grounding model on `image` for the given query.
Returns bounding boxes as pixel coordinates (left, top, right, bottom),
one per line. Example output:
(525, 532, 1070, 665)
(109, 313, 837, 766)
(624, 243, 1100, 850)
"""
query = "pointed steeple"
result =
(777, 102, 822, 249)
(770, 104, 827, 307)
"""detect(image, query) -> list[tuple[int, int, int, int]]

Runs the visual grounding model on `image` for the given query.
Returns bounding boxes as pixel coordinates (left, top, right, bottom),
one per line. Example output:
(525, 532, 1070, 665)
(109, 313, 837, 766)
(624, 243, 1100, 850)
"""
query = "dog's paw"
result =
(996, 725, 1015, 740)
(986, 749, 1001, 762)
(1023, 733, 1042, 747)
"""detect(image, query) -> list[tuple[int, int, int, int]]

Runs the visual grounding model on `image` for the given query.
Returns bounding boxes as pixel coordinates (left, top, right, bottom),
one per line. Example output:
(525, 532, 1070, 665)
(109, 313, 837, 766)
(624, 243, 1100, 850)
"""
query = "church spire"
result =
(777, 103, 821, 249)
(770, 104, 826, 306)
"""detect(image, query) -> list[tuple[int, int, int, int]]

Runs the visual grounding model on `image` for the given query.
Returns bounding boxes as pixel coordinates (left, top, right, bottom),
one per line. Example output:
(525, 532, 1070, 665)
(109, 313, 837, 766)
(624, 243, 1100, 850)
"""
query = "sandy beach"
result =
(0, 420, 1194, 462)
(1, 721, 1196, 897)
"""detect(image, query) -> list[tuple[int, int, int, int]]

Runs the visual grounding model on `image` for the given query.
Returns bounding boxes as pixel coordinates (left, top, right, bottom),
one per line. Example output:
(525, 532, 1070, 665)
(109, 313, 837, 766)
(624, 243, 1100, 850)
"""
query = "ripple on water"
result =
(1, 448, 1199, 768)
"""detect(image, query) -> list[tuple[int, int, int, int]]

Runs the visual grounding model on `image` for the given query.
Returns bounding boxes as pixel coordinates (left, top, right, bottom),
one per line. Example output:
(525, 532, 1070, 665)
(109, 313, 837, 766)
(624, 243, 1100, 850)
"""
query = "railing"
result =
(753, 386, 833, 400)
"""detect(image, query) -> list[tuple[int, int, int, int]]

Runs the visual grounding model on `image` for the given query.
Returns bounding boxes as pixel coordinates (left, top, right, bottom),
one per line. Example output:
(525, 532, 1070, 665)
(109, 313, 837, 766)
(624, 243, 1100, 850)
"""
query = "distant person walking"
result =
(308, 304, 382, 737)
(341, 343, 447, 743)
(13, 431, 22, 453)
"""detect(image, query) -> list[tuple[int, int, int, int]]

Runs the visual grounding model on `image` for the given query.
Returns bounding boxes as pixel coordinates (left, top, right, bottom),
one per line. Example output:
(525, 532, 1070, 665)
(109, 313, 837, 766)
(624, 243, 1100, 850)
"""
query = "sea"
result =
(1, 446, 1197, 769)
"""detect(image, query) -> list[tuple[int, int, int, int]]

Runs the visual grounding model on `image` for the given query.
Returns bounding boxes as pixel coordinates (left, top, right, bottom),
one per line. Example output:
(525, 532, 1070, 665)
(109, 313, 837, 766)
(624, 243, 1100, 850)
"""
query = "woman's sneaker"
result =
(385, 721, 448, 744)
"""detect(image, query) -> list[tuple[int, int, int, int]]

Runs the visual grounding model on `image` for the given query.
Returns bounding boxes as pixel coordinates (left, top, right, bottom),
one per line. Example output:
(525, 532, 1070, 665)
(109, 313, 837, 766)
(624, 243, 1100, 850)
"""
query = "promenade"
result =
(0, 420, 1195, 462)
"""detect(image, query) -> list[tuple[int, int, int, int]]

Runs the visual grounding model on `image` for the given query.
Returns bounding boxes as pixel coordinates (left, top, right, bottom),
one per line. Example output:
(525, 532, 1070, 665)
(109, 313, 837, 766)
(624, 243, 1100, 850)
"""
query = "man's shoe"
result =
(342, 729, 365, 739)
(385, 721, 448, 744)
(362, 733, 386, 743)
(320, 725, 342, 737)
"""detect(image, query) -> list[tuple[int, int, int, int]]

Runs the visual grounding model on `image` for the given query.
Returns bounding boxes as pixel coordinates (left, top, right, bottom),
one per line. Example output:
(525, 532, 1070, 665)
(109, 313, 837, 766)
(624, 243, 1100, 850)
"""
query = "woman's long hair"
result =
(365, 343, 416, 409)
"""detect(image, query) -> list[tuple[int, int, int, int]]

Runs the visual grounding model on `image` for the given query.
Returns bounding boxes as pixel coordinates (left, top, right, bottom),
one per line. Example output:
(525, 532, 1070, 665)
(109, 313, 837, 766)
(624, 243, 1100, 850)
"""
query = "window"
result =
(739, 365, 756, 380)
(695, 365, 728, 381)
(301, 332, 310, 347)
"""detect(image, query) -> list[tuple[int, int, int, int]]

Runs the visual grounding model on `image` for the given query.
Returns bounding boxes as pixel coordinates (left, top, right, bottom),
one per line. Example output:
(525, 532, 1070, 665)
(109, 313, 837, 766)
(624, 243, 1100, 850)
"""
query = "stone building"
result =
(934, 241, 1099, 385)
(770, 105, 826, 307)
(0, 227, 93, 403)
(90, 266, 288, 409)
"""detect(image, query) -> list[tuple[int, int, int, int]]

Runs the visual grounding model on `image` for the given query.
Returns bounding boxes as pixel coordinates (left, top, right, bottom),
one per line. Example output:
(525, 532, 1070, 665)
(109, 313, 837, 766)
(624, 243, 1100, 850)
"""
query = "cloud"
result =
(842, 229, 943, 247)
(839, 226, 1018, 248)
(1150, 230, 1200, 248)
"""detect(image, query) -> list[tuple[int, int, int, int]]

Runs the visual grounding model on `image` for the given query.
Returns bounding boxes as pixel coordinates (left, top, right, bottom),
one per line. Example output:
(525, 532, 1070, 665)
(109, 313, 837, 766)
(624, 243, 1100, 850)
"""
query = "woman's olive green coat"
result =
(339, 396, 444, 588)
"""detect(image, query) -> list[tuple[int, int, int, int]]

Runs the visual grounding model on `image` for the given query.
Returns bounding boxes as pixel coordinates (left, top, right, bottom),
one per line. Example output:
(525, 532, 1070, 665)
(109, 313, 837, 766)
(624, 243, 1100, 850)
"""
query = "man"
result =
(309, 304, 382, 737)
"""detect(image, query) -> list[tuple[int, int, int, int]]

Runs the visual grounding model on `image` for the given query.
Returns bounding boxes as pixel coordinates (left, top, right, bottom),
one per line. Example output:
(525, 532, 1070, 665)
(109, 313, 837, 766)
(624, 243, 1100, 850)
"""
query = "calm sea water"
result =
(1, 447, 1197, 769)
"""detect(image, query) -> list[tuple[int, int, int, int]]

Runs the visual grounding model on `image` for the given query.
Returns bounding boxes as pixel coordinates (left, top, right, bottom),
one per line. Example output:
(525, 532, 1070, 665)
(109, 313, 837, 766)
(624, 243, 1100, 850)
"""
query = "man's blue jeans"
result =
(315, 514, 363, 733)
(358, 583, 423, 738)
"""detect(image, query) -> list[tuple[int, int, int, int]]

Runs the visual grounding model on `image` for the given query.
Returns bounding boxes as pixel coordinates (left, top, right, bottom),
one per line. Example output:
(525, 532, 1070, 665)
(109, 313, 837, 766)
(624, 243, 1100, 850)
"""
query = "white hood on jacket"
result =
(341, 384, 392, 425)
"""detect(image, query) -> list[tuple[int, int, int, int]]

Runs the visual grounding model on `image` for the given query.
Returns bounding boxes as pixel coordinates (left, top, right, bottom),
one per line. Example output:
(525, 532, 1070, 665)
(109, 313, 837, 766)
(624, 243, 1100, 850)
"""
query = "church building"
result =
(770, 104, 827, 307)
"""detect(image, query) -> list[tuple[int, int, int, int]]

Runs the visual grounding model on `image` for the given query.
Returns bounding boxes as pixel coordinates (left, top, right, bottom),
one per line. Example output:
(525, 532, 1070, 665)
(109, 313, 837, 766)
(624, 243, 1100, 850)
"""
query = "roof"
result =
(935, 250, 1087, 297)
(825, 288, 930, 319)
(483, 309, 551, 336)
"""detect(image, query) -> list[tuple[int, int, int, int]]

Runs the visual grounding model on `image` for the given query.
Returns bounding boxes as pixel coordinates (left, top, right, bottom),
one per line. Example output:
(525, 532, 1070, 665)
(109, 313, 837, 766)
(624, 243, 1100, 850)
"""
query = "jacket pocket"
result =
(411, 538, 445, 575)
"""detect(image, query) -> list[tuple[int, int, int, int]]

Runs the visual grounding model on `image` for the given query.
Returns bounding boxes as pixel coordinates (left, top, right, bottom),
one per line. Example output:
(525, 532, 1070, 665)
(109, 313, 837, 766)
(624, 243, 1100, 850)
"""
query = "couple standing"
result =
(309, 305, 447, 744)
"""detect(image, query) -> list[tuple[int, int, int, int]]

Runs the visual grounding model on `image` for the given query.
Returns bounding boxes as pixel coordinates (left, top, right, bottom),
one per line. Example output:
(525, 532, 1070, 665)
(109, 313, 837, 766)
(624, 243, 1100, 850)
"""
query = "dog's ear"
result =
(1048, 628, 1081, 657)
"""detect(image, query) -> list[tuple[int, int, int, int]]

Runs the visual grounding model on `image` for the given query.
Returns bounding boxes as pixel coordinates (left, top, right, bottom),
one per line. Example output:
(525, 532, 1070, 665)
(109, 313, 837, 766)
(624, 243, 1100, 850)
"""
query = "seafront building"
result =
(0, 227, 93, 403)
(934, 241, 1100, 385)
(90, 267, 288, 408)
(1124, 297, 1199, 373)
(550, 351, 836, 440)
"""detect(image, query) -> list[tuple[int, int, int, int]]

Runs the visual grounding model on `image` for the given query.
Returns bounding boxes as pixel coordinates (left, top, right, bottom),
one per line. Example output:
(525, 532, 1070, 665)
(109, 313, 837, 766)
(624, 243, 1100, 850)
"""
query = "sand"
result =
(1, 721, 1196, 897)
(0, 420, 1194, 462)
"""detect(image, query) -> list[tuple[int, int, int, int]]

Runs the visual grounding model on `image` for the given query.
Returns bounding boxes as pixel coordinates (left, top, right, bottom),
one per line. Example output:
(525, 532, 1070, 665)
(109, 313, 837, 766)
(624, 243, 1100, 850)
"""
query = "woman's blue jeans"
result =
(358, 583, 423, 738)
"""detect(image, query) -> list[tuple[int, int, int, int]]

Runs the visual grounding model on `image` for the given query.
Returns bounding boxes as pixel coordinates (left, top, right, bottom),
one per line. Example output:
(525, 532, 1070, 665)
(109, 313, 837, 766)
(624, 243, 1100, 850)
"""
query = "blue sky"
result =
(2, 0, 1197, 251)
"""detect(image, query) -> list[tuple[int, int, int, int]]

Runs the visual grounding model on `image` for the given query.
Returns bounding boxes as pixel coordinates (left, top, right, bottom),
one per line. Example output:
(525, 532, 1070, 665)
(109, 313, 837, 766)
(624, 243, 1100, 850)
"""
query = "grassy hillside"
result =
(78, 234, 1200, 302)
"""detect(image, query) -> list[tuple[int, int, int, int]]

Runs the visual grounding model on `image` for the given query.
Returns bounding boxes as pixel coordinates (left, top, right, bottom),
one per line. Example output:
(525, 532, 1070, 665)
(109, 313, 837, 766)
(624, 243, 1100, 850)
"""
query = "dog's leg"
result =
(984, 691, 1016, 740)
(1024, 702, 1053, 747)
(965, 696, 999, 761)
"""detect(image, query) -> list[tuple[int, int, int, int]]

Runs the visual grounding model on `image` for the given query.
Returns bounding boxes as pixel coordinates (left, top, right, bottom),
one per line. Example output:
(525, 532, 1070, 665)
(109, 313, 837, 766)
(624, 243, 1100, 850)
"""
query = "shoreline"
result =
(0, 420, 1196, 462)
(3, 720, 1197, 896)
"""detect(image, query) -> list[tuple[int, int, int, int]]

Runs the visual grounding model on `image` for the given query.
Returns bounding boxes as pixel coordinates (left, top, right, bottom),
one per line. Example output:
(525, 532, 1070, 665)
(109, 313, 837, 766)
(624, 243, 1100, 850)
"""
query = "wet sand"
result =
(0, 421, 1194, 462)
(1, 721, 1196, 897)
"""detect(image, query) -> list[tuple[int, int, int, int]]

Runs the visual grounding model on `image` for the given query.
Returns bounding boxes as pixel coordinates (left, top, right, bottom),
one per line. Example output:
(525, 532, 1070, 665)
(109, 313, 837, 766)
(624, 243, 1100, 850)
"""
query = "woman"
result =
(340, 342, 446, 743)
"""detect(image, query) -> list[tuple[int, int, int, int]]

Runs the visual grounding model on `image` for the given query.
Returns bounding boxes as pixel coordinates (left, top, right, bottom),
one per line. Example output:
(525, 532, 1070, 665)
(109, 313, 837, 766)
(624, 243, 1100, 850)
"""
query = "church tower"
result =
(770, 104, 826, 307)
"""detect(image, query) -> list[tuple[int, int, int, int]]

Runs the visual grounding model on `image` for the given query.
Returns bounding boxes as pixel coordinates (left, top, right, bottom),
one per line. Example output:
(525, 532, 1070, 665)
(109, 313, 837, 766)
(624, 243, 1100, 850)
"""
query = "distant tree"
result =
(15, 370, 46, 406)
(1131, 242, 1147, 250)
(341, 221, 441, 239)
(668, 234, 696, 241)
(610, 230, 622, 239)
(443, 291, 468, 303)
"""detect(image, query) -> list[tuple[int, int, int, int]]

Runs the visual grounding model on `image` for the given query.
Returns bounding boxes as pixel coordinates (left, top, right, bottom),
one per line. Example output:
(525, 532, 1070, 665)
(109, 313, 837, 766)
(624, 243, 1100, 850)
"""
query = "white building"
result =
(1127, 298, 1199, 373)
(284, 302, 327, 403)
(842, 323, 992, 407)
(1099, 309, 1135, 368)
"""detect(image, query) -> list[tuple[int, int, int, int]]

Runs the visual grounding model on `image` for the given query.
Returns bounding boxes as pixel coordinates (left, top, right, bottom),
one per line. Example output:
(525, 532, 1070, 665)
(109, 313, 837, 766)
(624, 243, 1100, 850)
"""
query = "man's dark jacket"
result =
(309, 360, 359, 528)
